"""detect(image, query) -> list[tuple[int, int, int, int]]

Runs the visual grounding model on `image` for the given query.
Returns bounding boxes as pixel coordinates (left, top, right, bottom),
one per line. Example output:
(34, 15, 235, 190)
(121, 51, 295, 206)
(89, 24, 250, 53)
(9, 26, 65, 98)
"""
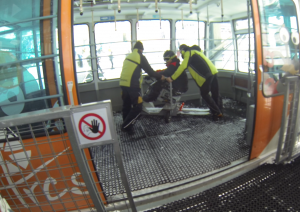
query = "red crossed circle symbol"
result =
(78, 113, 106, 140)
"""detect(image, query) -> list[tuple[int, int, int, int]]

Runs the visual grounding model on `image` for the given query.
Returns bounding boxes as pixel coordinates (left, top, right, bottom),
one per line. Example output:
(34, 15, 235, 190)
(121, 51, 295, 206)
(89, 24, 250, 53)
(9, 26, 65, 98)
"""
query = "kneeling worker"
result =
(166, 44, 223, 121)
(120, 41, 165, 134)
(143, 50, 188, 102)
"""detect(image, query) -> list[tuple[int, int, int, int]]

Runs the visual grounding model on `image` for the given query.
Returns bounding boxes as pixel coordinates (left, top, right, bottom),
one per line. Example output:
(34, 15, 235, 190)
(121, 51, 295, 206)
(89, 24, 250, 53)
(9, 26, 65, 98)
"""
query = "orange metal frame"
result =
(250, 0, 285, 159)
(0, 133, 93, 212)
(60, 0, 107, 205)
(43, 0, 59, 107)
(60, 0, 79, 106)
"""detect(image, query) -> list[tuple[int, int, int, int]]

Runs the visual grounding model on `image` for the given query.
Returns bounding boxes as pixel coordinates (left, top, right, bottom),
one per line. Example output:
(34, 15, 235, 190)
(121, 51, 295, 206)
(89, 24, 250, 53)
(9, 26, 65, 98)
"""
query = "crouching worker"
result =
(166, 44, 223, 121)
(120, 41, 165, 135)
(143, 50, 188, 102)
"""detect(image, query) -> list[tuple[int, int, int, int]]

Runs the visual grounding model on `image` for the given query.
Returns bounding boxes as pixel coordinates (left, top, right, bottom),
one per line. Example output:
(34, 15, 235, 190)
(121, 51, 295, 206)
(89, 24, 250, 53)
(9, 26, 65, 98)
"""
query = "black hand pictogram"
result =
(89, 119, 99, 133)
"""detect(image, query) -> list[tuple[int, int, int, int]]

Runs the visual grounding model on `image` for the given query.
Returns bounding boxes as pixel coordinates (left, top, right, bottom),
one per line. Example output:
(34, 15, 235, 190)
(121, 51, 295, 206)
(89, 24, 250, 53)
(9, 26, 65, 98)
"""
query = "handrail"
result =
(0, 54, 59, 68)
(0, 94, 63, 107)
(0, 105, 72, 128)
(275, 76, 300, 163)
(0, 15, 57, 27)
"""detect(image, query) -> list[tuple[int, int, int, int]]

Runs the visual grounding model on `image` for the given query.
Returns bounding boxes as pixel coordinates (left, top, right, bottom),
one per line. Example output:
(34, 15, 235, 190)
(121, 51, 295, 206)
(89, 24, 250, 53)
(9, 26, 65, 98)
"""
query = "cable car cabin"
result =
(0, 0, 300, 211)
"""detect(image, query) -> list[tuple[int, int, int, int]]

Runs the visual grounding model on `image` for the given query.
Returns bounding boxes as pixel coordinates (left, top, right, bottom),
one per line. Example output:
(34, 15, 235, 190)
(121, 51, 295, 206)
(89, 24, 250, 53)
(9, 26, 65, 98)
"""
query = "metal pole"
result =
(64, 116, 106, 212)
(247, 0, 251, 82)
(170, 81, 173, 113)
(288, 79, 300, 160)
(275, 78, 291, 163)
(276, 81, 289, 163)
(197, 13, 200, 47)
(32, 0, 43, 91)
(52, 0, 65, 106)
(244, 0, 252, 134)
(0, 94, 63, 107)
(0, 54, 59, 68)
(0, 15, 57, 27)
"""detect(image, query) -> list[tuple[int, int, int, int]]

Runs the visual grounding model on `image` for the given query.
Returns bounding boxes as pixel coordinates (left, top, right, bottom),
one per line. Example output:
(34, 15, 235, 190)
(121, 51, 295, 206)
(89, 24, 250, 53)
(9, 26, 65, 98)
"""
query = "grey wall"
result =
(78, 71, 253, 112)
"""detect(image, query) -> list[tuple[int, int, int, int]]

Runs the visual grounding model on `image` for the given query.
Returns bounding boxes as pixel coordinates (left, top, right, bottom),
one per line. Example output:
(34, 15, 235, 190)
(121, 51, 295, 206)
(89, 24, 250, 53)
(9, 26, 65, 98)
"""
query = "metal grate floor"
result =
(144, 155, 300, 212)
(90, 99, 250, 199)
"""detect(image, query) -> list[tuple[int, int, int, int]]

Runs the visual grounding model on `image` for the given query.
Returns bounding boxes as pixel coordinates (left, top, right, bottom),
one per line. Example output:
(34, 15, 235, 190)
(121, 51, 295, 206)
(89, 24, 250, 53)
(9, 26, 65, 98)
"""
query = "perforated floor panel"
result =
(145, 155, 300, 212)
(90, 99, 250, 198)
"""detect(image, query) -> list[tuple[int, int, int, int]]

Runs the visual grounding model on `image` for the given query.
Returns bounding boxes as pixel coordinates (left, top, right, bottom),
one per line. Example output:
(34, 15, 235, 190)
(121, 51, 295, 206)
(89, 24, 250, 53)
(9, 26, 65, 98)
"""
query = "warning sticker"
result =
(73, 108, 112, 146)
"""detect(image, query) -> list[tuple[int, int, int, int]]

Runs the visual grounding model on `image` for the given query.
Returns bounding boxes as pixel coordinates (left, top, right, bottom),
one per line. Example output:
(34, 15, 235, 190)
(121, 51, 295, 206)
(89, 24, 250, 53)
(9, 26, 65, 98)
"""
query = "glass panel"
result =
(0, 0, 52, 21)
(0, 59, 61, 117)
(235, 19, 255, 72)
(0, 2, 62, 118)
(137, 20, 170, 71)
(73, 24, 92, 83)
(237, 33, 255, 73)
(21, 29, 41, 59)
(258, 0, 300, 96)
(175, 20, 205, 56)
(95, 21, 131, 80)
(235, 19, 253, 31)
(208, 22, 235, 70)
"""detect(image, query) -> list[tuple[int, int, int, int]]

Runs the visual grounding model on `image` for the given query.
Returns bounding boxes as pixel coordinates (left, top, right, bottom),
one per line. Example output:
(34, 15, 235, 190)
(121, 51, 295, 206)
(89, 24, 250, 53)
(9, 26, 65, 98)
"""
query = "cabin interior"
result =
(2, 0, 299, 210)
(71, 0, 257, 206)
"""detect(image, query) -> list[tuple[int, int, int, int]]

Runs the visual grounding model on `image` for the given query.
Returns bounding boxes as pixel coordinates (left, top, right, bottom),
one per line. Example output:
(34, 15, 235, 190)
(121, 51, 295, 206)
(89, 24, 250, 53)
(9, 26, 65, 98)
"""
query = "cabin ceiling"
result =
(73, 0, 249, 23)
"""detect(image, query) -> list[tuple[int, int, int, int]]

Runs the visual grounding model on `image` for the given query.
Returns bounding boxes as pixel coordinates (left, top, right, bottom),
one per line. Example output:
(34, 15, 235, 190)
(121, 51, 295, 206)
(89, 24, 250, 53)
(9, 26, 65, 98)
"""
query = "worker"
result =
(120, 41, 165, 134)
(143, 50, 188, 102)
(166, 44, 223, 121)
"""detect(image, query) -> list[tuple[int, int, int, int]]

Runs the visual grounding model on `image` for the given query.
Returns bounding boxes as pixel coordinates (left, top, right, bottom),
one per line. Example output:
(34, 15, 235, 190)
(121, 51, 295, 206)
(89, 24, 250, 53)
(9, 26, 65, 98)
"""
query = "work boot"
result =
(212, 113, 223, 121)
(121, 126, 134, 135)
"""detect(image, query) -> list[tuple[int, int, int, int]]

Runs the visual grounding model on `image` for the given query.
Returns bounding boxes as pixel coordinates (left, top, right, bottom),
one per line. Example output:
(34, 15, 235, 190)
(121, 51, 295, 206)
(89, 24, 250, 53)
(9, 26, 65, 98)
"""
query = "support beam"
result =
(230, 12, 249, 20)
(195, 0, 220, 11)
(185, 13, 195, 18)
(207, 14, 230, 22)
(177, 4, 185, 9)
(143, 11, 151, 16)
(148, 3, 154, 8)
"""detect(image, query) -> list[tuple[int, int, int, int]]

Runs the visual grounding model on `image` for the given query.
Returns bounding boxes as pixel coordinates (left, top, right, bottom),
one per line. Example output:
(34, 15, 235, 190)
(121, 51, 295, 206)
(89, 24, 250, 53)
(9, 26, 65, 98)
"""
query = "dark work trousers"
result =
(199, 74, 222, 115)
(121, 86, 143, 130)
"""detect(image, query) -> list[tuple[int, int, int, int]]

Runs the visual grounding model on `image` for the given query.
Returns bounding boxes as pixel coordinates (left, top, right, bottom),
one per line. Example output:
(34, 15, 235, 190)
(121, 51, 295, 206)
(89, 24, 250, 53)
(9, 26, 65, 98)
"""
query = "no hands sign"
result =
(73, 108, 112, 146)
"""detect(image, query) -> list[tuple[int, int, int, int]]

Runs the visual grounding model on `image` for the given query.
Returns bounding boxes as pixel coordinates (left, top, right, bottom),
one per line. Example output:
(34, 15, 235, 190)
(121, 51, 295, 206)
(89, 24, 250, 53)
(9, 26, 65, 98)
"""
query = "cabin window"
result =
(175, 20, 205, 56)
(136, 20, 171, 71)
(236, 33, 255, 73)
(258, 0, 300, 96)
(208, 22, 235, 71)
(95, 21, 131, 80)
(235, 19, 255, 73)
(0, 1, 62, 118)
(73, 24, 92, 83)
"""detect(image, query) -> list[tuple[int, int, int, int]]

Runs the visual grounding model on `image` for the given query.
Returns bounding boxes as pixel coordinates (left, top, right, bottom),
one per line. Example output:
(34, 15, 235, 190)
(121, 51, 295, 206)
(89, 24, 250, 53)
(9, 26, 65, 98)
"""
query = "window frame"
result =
(208, 21, 235, 71)
(136, 19, 172, 71)
(234, 18, 255, 73)
(73, 23, 93, 84)
(174, 19, 206, 52)
(0, 10, 63, 118)
(257, 0, 300, 97)
(94, 20, 132, 81)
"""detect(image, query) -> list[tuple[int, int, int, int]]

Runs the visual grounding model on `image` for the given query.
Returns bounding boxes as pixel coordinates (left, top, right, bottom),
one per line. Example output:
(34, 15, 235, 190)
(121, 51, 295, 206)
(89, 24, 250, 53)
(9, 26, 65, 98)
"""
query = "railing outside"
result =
(276, 76, 300, 163)
(0, 101, 136, 212)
